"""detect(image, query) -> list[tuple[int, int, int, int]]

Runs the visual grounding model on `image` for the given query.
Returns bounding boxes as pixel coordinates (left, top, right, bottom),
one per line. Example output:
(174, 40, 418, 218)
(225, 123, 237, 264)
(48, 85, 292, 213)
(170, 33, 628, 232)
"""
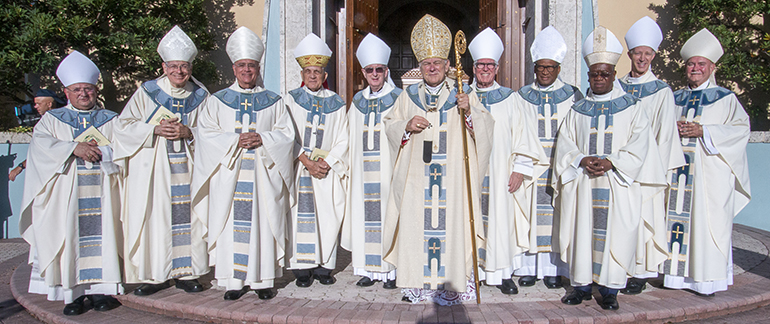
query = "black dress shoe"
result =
(296, 275, 314, 287)
(561, 289, 592, 305)
(543, 276, 563, 289)
(402, 295, 411, 302)
(383, 279, 397, 289)
(133, 281, 171, 296)
(223, 287, 248, 300)
(88, 294, 120, 312)
(356, 277, 375, 287)
(620, 278, 646, 295)
(176, 279, 204, 293)
(518, 276, 537, 287)
(256, 288, 276, 300)
(63, 296, 86, 316)
(600, 294, 619, 310)
(315, 273, 336, 285)
(498, 279, 519, 295)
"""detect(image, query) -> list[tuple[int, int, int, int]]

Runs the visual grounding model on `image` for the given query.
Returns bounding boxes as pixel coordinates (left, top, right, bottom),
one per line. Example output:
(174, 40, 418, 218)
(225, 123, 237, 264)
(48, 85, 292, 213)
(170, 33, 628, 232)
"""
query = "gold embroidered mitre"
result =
(296, 55, 331, 68)
(294, 33, 332, 68)
(410, 14, 451, 62)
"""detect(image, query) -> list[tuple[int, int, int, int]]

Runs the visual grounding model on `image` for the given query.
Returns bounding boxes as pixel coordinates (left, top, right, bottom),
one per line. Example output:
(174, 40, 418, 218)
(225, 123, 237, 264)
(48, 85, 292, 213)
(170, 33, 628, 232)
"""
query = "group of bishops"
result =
(20, 13, 750, 315)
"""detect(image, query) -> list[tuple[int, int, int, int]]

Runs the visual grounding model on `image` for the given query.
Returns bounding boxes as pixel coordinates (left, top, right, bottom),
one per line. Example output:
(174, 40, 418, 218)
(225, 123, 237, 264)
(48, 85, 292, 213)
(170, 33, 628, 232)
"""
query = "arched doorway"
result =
(339, 0, 525, 103)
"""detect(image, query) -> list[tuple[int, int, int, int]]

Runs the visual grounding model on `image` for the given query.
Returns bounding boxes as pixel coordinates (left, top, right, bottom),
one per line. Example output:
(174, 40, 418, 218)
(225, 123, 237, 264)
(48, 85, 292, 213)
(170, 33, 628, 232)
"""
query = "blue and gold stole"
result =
(214, 88, 281, 279)
(48, 107, 118, 283)
(619, 79, 669, 100)
(663, 87, 732, 276)
(571, 94, 637, 282)
(406, 83, 469, 289)
(142, 80, 207, 278)
(288, 88, 345, 265)
(352, 88, 402, 270)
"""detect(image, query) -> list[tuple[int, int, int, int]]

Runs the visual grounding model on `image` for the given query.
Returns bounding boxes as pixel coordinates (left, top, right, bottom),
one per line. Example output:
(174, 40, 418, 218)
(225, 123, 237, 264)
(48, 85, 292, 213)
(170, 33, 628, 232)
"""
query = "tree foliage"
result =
(0, 0, 217, 113)
(677, 0, 770, 128)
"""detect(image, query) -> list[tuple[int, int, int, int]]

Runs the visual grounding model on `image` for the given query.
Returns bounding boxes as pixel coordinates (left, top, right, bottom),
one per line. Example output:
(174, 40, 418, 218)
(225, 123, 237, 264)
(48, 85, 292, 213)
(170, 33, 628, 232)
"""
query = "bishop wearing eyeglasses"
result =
(553, 26, 666, 310)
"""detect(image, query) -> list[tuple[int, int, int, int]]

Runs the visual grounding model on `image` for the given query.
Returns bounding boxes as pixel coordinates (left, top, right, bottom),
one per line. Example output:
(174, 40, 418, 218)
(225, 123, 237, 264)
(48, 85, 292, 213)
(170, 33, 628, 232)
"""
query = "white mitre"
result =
(294, 33, 332, 68)
(56, 50, 100, 87)
(356, 34, 390, 68)
(157, 25, 198, 63)
(226, 26, 265, 63)
(624, 16, 662, 52)
(680, 28, 723, 63)
(582, 26, 623, 66)
(531, 26, 567, 63)
(469, 27, 504, 63)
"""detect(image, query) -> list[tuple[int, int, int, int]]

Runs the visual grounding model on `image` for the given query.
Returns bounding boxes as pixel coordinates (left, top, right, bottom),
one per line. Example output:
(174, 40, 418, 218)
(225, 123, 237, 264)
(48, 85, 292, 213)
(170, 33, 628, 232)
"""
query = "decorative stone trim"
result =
(749, 131, 770, 143)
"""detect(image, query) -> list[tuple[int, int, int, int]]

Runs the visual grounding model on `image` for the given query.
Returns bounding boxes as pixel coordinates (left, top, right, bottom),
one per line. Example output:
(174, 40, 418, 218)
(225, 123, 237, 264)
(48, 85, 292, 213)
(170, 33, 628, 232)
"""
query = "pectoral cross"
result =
(80, 117, 90, 129)
(171, 100, 184, 112)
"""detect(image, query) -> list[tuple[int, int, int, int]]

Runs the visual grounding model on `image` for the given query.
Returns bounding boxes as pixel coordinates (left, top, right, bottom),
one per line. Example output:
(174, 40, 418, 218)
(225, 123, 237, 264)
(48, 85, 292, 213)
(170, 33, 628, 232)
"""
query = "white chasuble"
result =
(114, 76, 210, 283)
(341, 83, 401, 279)
(554, 87, 666, 289)
(382, 80, 493, 300)
(470, 81, 547, 286)
(662, 82, 750, 294)
(620, 72, 686, 276)
(285, 87, 349, 270)
(192, 83, 295, 290)
(21, 105, 123, 303)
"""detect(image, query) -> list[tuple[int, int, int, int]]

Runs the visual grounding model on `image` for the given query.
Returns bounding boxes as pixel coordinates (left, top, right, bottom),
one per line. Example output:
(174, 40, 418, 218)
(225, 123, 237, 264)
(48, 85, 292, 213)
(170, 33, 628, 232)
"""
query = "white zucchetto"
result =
(294, 33, 332, 68)
(356, 34, 390, 68)
(582, 26, 623, 66)
(530, 26, 567, 63)
(469, 27, 504, 63)
(624, 16, 663, 52)
(226, 26, 265, 63)
(157, 25, 198, 63)
(680, 28, 723, 63)
(56, 50, 100, 87)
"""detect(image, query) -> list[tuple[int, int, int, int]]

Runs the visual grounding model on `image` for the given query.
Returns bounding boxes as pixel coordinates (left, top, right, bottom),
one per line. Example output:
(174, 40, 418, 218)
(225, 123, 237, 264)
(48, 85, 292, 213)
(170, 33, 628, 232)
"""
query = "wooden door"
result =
(342, 0, 379, 105)
(479, 0, 525, 90)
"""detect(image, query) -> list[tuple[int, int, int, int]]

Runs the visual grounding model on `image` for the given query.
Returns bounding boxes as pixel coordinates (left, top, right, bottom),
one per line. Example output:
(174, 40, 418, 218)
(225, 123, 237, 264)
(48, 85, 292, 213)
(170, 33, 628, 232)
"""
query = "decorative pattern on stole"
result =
(663, 87, 731, 276)
(213, 89, 281, 279)
(572, 94, 636, 282)
(519, 84, 580, 252)
(289, 89, 345, 265)
(142, 80, 206, 278)
(49, 108, 118, 283)
(474, 87, 514, 259)
(406, 83, 469, 289)
(352, 89, 401, 270)
(619, 79, 669, 100)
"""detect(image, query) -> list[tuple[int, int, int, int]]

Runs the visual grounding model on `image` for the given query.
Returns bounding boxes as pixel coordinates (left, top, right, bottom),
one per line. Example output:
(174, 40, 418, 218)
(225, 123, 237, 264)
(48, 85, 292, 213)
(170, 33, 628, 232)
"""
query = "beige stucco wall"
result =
(232, 2, 265, 36)
(596, 0, 670, 76)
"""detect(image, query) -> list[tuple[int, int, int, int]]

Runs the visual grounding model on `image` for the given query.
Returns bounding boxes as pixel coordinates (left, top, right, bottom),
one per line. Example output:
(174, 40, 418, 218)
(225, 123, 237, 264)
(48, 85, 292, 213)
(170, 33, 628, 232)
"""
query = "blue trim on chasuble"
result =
(475, 87, 514, 112)
(288, 88, 345, 113)
(49, 108, 118, 137)
(406, 83, 471, 112)
(76, 157, 105, 283)
(141, 79, 207, 125)
(352, 88, 402, 114)
(619, 79, 669, 99)
(674, 87, 732, 107)
(518, 84, 581, 106)
(213, 88, 282, 112)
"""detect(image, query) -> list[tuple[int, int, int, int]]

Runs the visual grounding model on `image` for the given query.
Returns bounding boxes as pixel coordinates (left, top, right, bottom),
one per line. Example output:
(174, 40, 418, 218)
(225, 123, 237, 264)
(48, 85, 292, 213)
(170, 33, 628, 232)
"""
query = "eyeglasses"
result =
(235, 62, 258, 69)
(364, 67, 386, 74)
(165, 63, 191, 71)
(474, 62, 497, 70)
(535, 64, 559, 72)
(66, 86, 96, 94)
(588, 71, 613, 79)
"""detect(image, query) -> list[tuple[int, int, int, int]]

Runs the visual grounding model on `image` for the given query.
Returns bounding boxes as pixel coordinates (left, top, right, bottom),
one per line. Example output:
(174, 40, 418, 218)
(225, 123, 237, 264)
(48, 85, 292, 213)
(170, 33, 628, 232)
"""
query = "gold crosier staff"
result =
(453, 30, 481, 304)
